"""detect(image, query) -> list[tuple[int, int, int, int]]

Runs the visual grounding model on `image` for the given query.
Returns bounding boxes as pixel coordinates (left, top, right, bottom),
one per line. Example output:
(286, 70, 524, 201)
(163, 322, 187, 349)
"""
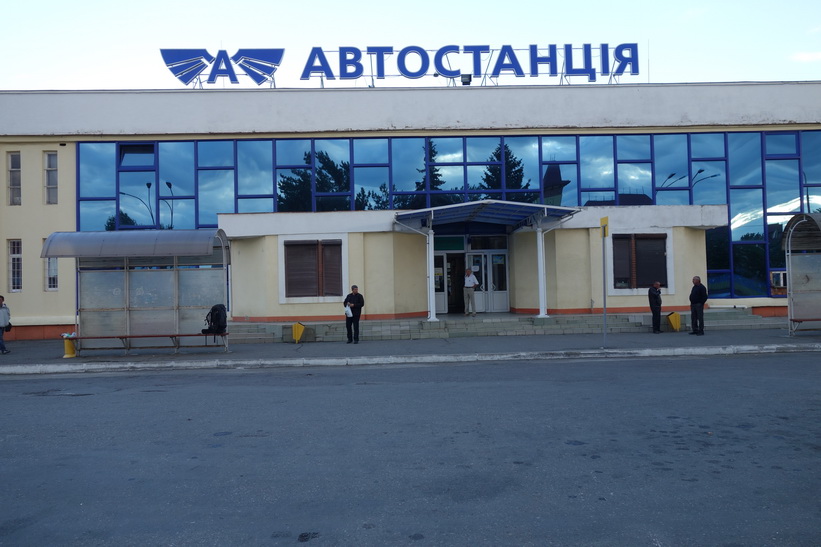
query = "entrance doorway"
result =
(434, 251, 509, 314)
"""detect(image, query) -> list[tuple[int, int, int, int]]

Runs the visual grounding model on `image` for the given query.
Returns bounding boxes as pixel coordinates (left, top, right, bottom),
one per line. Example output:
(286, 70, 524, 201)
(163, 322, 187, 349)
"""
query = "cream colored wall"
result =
(229, 231, 427, 320)
(0, 142, 77, 326)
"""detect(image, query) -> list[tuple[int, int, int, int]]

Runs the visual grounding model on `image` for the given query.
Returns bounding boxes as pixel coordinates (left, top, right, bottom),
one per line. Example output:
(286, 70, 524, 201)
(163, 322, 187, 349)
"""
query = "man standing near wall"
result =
(343, 285, 365, 344)
(464, 268, 479, 317)
(0, 296, 11, 354)
(648, 281, 662, 333)
(689, 276, 708, 336)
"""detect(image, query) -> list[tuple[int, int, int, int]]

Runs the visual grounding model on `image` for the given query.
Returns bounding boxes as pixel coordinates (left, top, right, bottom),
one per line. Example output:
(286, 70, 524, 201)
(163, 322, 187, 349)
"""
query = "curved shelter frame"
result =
(782, 214, 821, 335)
(41, 230, 230, 346)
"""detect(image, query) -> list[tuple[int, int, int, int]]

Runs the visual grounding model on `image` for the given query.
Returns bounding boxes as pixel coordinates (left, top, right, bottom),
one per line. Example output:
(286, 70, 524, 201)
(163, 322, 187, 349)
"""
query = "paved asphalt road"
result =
(1, 351, 819, 546)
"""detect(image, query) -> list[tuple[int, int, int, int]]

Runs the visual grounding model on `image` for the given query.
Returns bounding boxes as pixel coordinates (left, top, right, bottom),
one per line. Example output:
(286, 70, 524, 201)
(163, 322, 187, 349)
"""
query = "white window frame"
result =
(45, 151, 58, 204)
(8, 239, 22, 292)
(45, 237, 58, 291)
(8, 152, 21, 206)
(278, 233, 349, 304)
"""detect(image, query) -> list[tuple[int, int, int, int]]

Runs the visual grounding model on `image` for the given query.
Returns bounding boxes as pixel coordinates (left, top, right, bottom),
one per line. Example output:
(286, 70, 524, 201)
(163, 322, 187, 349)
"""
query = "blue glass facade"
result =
(77, 131, 821, 299)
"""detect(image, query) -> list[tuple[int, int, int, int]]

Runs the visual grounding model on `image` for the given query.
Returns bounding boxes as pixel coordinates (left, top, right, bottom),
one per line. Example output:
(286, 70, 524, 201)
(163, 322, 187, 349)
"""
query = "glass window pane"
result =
(237, 140, 274, 195)
(653, 134, 688, 189)
(79, 143, 116, 197)
(616, 135, 650, 160)
(159, 142, 195, 196)
(582, 191, 615, 206)
(765, 133, 797, 155)
(707, 272, 731, 298)
(468, 165, 497, 190)
(617, 163, 652, 205)
(765, 159, 800, 213)
(729, 188, 764, 241)
(505, 137, 539, 192)
(353, 167, 390, 210)
(434, 165, 465, 192)
(430, 137, 463, 162)
(353, 138, 388, 164)
(238, 198, 275, 213)
(119, 171, 157, 226)
(198, 169, 235, 225)
(542, 164, 577, 206)
(728, 133, 762, 187)
(316, 196, 350, 211)
(391, 138, 425, 192)
(801, 131, 821, 185)
(766, 215, 792, 269)
(466, 137, 501, 162)
(506, 192, 540, 204)
(276, 140, 312, 166)
(277, 168, 312, 212)
(430, 193, 463, 207)
(706, 226, 730, 270)
(198, 141, 234, 167)
(316, 140, 350, 193)
(655, 190, 689, 205)
(692, 161, 727, 205)
(732, 244, 767, 296)
(691, 133, 725, 158)
(807, 186, 821, 215)
(119, 144, 155, 168)
(81, 200, 116, 231)
(579, 136, 614, 189)
(541, 136, 576, 162)
(160, 198, 194, 229)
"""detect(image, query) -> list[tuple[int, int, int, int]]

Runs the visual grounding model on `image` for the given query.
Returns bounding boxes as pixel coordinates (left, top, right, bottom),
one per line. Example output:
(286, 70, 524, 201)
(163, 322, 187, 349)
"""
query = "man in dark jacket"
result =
(689, 276, 708, 335)
(343, 285, 365, 344)
(648, 281, 662, 333)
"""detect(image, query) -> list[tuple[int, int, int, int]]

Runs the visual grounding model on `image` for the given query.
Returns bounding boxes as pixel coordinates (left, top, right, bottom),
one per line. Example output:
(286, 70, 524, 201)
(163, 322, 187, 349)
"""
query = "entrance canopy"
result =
(394, 200, 579, 231)
(41, 229, 229, 259)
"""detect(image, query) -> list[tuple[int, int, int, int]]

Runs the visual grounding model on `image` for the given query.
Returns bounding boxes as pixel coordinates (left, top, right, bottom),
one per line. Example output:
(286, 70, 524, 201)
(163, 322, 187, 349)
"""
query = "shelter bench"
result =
(65, 333, 230, 356)
(789, 318, 821, 335)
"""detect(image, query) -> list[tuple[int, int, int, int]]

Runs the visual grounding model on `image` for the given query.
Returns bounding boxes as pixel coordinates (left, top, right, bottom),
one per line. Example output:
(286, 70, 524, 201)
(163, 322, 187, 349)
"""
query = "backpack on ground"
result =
(202, 304, 227, 339)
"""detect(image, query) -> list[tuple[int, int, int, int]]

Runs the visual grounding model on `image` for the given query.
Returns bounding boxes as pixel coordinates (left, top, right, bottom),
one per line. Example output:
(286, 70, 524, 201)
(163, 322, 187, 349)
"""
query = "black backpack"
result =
(202, 304, 227, 337)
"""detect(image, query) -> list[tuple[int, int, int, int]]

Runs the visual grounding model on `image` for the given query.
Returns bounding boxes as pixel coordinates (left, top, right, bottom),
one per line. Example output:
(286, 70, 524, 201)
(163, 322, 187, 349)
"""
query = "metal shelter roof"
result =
(394, 200, 579, 230)
(41, 229, 228, 258)
(782, 213, 821, 251)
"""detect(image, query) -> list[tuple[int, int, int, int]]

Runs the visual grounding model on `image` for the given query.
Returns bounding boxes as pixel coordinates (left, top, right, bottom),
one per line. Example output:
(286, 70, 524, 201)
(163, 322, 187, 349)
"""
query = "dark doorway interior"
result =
(446, 253, 466, 314)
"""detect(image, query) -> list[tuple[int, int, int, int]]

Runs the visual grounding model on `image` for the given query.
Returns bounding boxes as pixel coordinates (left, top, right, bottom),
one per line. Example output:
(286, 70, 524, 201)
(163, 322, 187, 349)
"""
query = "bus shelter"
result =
(782, 214, 821, 335)
(41, 229, 229, 349)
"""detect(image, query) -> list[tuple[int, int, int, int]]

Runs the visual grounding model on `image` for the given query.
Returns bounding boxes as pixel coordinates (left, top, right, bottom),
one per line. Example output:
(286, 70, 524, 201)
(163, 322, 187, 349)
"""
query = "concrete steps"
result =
(226, 308, 786, 344)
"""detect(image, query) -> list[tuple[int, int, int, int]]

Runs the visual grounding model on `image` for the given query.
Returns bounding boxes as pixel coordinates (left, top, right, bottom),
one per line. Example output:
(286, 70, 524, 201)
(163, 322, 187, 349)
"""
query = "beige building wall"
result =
(0, 142, 77, 337)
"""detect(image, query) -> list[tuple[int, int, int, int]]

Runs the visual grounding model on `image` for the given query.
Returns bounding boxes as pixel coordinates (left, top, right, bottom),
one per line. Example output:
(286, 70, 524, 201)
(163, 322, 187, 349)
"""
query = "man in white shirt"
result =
(463, 268, 479, 317)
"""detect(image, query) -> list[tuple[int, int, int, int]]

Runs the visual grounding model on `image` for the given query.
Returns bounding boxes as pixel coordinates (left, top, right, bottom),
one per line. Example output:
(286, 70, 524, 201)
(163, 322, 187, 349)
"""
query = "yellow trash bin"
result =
(63, 337, 77, 358)
(666, 312, 681, 332)
(292, 322, 305, 344)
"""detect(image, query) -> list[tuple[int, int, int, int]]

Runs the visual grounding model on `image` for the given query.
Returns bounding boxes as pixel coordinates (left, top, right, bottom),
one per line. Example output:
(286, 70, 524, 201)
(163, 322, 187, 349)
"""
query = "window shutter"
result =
(321, 240, 342, 296)
(284, 242, 318, 297)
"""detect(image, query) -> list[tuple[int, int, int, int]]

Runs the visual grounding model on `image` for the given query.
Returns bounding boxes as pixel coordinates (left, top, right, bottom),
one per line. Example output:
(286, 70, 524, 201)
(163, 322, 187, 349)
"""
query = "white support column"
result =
(427, 227, 438, 322)
(536, 226, 548, 318)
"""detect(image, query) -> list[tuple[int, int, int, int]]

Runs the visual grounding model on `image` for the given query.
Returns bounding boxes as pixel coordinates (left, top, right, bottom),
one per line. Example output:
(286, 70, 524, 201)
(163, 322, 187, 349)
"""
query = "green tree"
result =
(477, 143, 530, 191)
(393, 140, 460, 209)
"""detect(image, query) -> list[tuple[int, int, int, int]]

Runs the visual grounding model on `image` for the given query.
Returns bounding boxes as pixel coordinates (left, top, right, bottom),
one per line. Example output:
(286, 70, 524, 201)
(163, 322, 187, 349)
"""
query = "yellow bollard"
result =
(666, 312, 681, 332)
(63, 338, 76, 358)
(292, 322, 305, 344)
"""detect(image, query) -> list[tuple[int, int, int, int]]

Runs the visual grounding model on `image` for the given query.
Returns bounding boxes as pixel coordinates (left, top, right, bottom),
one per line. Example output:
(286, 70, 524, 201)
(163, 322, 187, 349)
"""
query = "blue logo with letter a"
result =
(160, 49, 285, 86)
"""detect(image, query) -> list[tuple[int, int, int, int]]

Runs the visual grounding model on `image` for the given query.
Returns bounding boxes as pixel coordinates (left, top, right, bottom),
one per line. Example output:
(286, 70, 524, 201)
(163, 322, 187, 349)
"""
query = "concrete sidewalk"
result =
(2, 326, 821, 375)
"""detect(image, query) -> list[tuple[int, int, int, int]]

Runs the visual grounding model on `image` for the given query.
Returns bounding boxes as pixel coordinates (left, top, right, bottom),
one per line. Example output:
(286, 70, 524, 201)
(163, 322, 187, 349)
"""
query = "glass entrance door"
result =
(467, 252, 509, 313)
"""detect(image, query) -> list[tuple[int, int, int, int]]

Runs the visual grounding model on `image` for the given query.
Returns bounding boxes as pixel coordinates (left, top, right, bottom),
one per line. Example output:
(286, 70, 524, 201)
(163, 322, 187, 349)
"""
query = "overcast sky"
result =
(1, 0, 819, 90)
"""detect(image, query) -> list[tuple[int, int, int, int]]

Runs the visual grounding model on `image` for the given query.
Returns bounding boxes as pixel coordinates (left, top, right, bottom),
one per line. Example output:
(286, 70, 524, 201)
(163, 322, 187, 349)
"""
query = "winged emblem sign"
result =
(160, 49, 285, 86)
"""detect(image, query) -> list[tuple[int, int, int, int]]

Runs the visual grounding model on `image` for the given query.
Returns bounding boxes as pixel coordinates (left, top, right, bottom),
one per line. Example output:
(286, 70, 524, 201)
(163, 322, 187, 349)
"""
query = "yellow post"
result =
(63, 338, 77, 358)
(292, 322, 305, 344)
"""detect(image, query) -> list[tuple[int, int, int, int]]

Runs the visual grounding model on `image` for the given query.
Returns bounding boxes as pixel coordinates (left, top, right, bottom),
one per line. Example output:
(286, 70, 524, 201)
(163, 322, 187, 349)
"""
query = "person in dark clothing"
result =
(343, 285, 365, 344)
(689, 276, 708, 335)
(648, 281, 662, 333)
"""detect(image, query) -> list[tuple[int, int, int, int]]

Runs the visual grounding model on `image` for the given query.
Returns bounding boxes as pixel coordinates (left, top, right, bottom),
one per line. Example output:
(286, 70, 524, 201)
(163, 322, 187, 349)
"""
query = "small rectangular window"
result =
(44, 238, 58, 290)
(284, 240, 342, 297)
(613, 234, 667, 289)
(8, 239, 22, 292)
(45, 151, 58, 204)
(8, 152, 21, 206)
